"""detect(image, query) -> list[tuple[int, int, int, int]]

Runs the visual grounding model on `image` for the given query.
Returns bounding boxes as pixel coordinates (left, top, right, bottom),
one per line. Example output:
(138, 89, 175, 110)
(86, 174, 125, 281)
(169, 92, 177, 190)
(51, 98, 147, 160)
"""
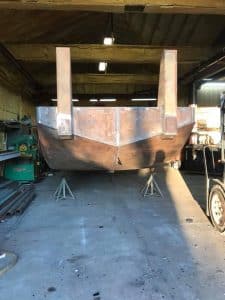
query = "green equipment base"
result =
(4, 158, 36, 182)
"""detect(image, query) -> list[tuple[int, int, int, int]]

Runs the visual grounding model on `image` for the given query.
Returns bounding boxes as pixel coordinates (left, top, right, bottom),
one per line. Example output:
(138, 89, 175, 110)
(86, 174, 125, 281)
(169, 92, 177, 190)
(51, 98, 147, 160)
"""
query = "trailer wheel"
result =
(209, 184, 225, 233)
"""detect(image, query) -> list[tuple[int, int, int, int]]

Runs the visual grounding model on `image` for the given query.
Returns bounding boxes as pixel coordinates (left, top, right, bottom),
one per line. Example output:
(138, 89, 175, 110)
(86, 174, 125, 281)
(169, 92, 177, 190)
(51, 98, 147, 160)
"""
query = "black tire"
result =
(209, 184, 225, 233)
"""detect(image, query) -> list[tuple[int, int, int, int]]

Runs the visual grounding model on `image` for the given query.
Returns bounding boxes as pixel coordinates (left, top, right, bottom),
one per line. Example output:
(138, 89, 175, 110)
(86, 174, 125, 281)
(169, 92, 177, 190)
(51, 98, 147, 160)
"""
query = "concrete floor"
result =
(0, 168, 225, 300)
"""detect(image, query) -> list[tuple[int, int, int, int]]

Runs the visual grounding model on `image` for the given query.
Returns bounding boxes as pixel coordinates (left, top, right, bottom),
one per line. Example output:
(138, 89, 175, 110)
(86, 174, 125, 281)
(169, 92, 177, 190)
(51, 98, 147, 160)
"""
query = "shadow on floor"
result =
(181, 171, 206, 211)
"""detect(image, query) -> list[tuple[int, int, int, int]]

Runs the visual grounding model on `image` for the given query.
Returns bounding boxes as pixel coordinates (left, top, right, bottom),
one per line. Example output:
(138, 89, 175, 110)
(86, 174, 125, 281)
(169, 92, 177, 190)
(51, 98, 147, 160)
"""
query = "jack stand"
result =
(142, 172, 163, 198)
(54, 177, 75, 201)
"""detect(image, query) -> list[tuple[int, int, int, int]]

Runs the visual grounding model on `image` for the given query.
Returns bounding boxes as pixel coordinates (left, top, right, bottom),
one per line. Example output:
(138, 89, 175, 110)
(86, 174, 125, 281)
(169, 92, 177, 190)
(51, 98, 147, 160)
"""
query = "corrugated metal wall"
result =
(197, 83, 225, 107)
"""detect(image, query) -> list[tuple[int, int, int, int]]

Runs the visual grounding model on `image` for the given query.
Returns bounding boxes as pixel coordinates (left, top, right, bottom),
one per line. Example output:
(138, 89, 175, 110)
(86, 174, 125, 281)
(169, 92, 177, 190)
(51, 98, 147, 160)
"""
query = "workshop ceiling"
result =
(0, 11, 224, 45)
(0, 9, 224, 97)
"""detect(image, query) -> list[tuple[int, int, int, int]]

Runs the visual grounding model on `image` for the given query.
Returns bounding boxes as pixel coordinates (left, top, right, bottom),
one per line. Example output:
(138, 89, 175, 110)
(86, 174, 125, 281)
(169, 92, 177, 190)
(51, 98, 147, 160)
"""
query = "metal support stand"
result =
(142, 172, 163, 198)
(54, 177, 75, 201)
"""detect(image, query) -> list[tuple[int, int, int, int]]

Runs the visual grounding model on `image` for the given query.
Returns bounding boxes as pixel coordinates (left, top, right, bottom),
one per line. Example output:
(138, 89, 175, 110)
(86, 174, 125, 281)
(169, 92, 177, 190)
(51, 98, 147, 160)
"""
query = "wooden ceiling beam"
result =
(181, 51, 225, 83)
(36, 73, 158, 86)
(43, 83, 155, 95)
(0, 43, 39, 96)
(0, 1, 225, 15)
(6, 44, 218, 64)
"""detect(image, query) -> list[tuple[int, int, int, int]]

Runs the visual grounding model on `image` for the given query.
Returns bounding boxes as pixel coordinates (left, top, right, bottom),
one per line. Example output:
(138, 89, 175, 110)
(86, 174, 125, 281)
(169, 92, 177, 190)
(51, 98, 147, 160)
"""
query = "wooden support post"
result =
(56, 47, 72, 137)
(158, 50, 177, 135)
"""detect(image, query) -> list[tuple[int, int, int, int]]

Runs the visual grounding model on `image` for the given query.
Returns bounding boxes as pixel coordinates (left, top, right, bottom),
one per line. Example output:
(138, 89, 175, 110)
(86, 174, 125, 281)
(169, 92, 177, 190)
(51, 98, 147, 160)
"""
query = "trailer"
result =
(204, 102, 225, 232)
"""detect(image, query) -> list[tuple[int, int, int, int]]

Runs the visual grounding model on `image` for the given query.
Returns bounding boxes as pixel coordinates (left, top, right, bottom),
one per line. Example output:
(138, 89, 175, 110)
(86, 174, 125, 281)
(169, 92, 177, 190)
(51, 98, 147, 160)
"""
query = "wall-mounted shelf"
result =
(0, 151, 20, 162)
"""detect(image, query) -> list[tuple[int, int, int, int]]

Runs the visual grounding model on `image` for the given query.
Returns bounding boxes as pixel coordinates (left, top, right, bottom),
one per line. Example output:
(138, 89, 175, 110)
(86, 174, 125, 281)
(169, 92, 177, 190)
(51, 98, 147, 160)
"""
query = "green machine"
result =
(4, 133, 42, 182)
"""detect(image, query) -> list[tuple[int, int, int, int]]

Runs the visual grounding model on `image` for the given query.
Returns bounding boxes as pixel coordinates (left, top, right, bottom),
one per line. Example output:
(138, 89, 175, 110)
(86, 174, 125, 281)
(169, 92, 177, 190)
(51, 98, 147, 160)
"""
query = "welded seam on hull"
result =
(72, 132, 165, 146)
(114, 107, 120, 168)
(39, 123, 177, 146)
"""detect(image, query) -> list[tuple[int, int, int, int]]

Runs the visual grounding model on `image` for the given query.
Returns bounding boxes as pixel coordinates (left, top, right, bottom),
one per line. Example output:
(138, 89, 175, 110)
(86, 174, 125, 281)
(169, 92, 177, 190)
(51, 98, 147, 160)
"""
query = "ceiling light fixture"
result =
(89, 99, 98, 102)
(98, 62, 107, 72)
(51, 98, 79, 102)
(98, 14, 115, 73)
(103, 37, 114, 45)
(99, 98, 116, 102)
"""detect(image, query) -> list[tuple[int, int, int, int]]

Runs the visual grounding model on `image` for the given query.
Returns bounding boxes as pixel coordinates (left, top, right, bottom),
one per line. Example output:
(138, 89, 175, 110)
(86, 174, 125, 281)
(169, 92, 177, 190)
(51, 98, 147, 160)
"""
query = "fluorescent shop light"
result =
(89, 99, 98, 102)
(51, 99, 79, 102)
(99, 98, 116, 102)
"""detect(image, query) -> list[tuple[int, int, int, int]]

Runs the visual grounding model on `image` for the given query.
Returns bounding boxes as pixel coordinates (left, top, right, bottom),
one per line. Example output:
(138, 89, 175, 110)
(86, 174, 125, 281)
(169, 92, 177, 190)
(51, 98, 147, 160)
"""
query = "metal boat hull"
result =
(37, 49, 194, 171)
(37, 106, 194, 171)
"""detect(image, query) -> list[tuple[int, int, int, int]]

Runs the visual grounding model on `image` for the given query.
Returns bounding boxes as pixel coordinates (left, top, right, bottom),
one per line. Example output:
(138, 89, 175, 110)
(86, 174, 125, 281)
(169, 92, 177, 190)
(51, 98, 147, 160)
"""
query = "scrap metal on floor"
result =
(0, 180, 35, 220)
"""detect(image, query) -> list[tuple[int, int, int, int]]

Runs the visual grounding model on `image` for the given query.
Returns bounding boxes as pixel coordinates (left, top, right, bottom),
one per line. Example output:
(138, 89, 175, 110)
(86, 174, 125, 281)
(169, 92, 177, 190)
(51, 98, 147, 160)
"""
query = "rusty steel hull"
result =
(37, 106, 194, 171)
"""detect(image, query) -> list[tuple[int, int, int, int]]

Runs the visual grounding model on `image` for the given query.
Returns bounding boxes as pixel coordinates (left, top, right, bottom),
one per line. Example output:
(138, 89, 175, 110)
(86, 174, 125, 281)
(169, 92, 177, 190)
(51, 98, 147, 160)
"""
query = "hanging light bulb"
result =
(98, 62, 107, 72)
(98, 14, 115, 72)
(103, 36, 114, 45)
